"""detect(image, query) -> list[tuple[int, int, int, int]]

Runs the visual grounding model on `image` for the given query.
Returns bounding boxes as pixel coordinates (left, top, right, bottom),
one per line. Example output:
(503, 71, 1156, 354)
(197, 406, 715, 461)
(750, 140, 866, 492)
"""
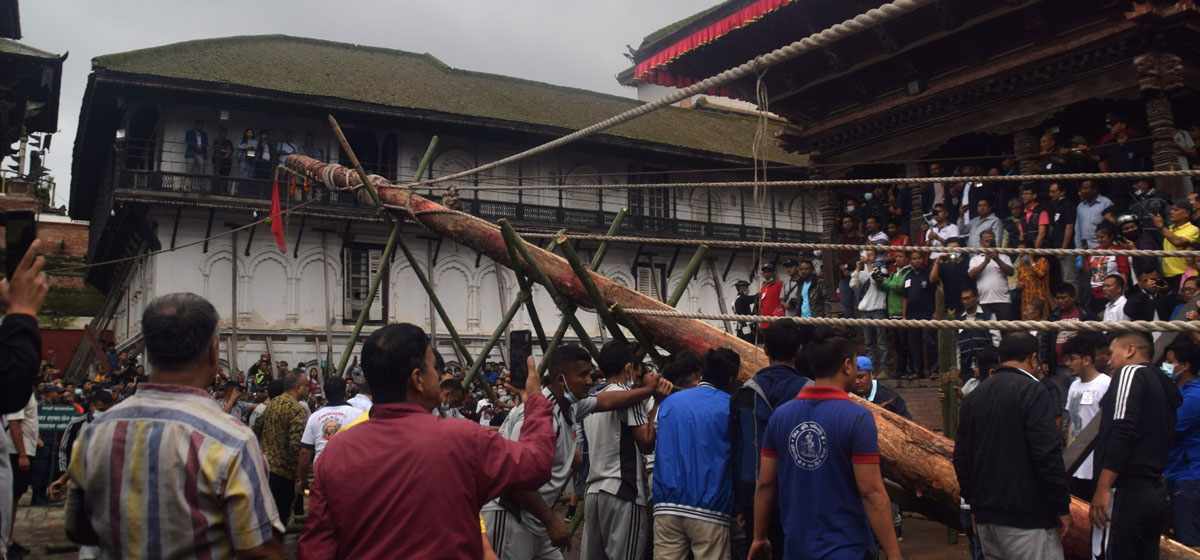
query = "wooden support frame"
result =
(722, 248, 739, 282)
(292, 214, 307, 259)
(666, 246, 709, 308)
(243, 222, 256, 256)
(201, 208, 215, 253)
(558, 239, 629, 347)
(169, 207, 182, 249)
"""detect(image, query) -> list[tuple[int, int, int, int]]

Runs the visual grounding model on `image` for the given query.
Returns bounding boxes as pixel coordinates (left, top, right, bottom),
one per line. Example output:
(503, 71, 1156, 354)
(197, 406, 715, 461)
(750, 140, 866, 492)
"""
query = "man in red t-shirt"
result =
(885, 220, 911, 274)
(758, 262, 784, 334)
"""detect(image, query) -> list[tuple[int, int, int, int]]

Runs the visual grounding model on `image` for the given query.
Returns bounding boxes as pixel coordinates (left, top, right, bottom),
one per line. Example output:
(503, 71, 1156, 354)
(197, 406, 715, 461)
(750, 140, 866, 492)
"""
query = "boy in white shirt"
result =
(1061, 332, 1112, 499)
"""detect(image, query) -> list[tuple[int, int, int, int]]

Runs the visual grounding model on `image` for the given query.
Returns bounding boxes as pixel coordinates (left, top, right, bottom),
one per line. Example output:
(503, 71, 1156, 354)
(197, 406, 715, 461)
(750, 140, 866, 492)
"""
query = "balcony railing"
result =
(114, 167, 820, 243)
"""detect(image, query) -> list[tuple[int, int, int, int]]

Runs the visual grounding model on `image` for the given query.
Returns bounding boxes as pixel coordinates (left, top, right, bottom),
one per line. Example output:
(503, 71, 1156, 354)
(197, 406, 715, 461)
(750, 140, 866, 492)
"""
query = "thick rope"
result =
(514, 233, 1200, 257)
(620, 308, 1200, 333)
(410, 0, 936, 188)
(443, 169, 1200, 191)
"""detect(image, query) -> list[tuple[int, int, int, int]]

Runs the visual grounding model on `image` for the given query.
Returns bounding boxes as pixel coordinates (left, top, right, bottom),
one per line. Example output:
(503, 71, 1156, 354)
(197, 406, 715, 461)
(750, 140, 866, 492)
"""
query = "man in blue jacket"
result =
(653, 348, 741, 558)
(1164, 340, 1200, 547)
(730, 320, 813, 559)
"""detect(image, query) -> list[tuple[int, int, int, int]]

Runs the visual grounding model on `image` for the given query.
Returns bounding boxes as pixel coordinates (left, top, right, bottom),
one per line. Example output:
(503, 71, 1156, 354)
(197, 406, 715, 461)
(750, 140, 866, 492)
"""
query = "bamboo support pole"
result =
(461, 290, 529, 392)
(666, 246, 709, 308)
(557, 238, 629, 347)
(326, 119, 489, 397)
(503, 232, 562, 353)
(499, 220, 601, 362)
(610, 304, 664, 364)
(537, 209, 627, 374)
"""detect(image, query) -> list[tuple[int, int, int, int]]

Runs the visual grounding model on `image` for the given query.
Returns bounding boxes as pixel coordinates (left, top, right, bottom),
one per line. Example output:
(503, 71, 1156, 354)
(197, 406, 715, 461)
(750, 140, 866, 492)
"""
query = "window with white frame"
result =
(343, 245, 387, 323)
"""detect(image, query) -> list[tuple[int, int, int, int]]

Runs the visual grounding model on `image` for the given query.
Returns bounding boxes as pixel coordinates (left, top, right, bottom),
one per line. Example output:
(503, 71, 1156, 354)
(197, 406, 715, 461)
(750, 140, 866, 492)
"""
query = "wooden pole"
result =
(556, 238, 629, 347)
(666, 246, 709, 308)
(320, 230, 335, 379)
(535, 209, 628, 374)
(328, 117, 442, 377)
(461, 290, 528, 393)
(266, 338, 280, 379)
(610, 304, 664, 364)
(230, 230, 240, 377)
(499, 220, 601, 363)
(707, 259, 733, 333)
(503, 237, 552, 353)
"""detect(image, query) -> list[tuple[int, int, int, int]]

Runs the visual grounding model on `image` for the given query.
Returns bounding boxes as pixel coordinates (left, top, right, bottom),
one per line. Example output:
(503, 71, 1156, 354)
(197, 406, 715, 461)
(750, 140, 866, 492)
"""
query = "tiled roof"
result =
(92, 35, 805, 166)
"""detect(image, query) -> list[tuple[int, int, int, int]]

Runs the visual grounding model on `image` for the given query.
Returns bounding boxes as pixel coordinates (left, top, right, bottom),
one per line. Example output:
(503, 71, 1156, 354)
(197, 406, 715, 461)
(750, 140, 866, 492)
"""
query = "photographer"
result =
(1125, 267, 1176, 327)
(930, 239, 970, 318)
(852, 250, 889, 377)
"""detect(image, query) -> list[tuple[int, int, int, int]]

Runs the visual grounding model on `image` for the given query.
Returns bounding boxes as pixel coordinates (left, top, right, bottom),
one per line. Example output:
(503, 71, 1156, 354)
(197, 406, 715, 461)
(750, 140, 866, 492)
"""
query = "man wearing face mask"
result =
(483, 344, 671, 560)
(1090, 332, 1182, 559)
(1115, 214, 1161, 275)
(1164, 340, 1200, 547)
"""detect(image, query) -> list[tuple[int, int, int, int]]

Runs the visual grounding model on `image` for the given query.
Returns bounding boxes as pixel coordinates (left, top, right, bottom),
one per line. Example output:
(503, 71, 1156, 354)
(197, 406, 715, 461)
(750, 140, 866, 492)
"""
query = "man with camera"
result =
(1124, 267, 1176, 329)
(782, 258, 825, 319)
(1152, 199, 1200, 292)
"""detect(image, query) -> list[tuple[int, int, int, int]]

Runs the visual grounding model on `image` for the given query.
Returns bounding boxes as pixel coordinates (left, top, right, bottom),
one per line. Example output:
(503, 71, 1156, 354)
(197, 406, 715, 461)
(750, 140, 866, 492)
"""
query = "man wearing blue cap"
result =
(852, 356, 911, 419)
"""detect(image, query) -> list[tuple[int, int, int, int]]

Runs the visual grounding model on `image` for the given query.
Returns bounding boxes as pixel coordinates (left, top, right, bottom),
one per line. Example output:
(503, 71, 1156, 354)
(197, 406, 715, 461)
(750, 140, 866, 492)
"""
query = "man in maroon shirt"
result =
(298, 323, 556, 559)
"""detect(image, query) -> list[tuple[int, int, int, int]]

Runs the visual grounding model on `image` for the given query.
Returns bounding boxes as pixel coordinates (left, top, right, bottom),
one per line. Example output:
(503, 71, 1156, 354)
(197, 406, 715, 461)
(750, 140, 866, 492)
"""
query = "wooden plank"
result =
(82, 325, 110, 380)
(266, 338, 280, 379)
(1063, 414, 1101, 477)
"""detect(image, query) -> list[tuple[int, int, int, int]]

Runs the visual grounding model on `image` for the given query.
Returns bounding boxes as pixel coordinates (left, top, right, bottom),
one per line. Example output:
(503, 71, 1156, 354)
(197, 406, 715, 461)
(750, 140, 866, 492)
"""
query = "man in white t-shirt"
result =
(926, 203, 959, 260)
(1102, 274, 1130, 322)
(1061, 333, 1111, 499)
(347, 380, 372, 412)
(967, 230, 1014, 320)
(298, 378, 364, 479)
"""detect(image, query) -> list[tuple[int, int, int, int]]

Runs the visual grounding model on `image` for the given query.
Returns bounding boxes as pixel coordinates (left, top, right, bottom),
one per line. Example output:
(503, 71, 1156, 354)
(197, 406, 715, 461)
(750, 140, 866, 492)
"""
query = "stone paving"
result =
(8, 495, 967, 559)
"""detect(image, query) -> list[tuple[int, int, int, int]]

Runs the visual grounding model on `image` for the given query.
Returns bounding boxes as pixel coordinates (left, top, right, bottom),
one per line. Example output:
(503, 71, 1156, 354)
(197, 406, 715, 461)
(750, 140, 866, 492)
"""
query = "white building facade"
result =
(71, 36, 818, 376)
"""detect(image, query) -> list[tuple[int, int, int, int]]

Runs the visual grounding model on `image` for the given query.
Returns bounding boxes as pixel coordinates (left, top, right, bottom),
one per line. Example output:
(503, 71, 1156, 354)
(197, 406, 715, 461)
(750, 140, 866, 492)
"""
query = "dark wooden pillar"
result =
(1135, 52, 1186, 198)
(1013, 130, 1040, 178)
(814, 163, 840, 308)
(905, 160, 925, 239)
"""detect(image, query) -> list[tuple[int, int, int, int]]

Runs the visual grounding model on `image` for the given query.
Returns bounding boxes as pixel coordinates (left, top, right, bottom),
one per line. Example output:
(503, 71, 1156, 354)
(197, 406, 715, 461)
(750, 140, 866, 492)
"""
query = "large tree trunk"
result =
(287, 155, 1199, 560)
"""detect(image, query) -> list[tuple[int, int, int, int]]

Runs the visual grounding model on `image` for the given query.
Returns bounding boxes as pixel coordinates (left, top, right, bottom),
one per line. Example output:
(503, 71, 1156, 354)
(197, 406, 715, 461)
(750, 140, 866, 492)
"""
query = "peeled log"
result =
(288, 155, 1199, 560)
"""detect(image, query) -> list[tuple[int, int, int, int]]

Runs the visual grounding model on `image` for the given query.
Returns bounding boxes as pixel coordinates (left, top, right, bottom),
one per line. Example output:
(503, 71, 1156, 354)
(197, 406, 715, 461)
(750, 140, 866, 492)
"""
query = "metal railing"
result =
(112, 136, 821, 243)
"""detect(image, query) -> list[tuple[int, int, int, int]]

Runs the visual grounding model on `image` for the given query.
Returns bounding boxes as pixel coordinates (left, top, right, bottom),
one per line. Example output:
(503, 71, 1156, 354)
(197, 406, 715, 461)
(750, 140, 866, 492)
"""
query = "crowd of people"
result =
(738, 116, 1200, 384)
(3, 113, 1200, 560)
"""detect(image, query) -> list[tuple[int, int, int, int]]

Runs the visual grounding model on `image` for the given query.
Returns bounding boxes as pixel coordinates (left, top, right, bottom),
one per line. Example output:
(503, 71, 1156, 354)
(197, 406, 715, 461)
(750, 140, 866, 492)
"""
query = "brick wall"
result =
(885, 377, 950, 434)
(0, 220, 90, 258)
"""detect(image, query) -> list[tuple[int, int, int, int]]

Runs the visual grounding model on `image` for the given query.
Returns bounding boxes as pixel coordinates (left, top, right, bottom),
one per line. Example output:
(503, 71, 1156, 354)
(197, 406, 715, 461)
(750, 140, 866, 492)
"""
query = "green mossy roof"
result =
(92, 35, 805, 166)
(636, 1, 735, 52)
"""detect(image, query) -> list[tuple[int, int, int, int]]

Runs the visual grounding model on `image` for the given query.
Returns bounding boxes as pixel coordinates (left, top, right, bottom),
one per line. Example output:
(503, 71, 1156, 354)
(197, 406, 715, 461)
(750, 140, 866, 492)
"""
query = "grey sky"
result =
(20, 0, 708, 209)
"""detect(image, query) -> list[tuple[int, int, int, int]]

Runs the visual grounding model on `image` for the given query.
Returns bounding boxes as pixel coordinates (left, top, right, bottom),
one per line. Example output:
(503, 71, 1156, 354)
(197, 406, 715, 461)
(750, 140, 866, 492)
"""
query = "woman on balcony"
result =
(237, 128, 259, 179)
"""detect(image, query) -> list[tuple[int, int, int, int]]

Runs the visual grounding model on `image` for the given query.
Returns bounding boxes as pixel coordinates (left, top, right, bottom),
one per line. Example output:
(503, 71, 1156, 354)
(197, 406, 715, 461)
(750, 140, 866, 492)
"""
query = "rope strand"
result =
(619, 308, 1200, 333)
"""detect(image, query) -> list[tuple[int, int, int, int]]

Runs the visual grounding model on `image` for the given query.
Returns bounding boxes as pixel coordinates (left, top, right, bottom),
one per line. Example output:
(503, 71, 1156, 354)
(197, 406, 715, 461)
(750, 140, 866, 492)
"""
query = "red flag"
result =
(270, 175, 286, 253)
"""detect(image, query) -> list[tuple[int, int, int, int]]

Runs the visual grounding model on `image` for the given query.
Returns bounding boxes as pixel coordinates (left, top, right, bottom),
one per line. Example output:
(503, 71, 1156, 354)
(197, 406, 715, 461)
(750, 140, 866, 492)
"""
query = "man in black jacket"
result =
(1124, 267, 1177, 323)
(954, 332, 1072, 559)
(1090, 331, 1183, 558)
(1, 239, 48, 559)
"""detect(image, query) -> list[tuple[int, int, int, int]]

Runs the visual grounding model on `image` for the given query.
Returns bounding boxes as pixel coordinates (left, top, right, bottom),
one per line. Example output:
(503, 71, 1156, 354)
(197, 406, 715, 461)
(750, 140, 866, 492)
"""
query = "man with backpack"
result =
(730, 320, 813, 558)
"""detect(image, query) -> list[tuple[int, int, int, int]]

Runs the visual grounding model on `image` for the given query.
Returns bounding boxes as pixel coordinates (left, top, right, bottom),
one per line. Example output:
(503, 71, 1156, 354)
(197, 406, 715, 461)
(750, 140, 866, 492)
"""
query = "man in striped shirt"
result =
(64, 293, 284, 559)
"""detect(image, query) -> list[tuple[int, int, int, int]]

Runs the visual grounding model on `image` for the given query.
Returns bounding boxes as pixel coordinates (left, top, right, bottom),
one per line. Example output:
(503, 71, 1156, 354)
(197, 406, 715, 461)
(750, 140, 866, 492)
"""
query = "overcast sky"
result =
(20, 0, 709, 209)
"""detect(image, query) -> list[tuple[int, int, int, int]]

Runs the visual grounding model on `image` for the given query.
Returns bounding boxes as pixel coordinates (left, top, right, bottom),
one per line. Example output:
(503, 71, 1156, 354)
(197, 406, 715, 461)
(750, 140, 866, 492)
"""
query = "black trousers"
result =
(889, 327, 909, 375)
(1096, 484, 1167, 560)
(268, 472, 296, 526)
(906, 326, 937, 376)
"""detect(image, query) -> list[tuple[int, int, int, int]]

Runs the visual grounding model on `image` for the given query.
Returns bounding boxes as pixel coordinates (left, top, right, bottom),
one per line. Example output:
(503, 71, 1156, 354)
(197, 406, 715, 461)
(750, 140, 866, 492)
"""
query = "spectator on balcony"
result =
(1038, 132, 1068, 175)
(923, 162, 947, 214)
(852, 249, 889, 377)
(1098, 113, 1151, 208)
(1084, 221, 1131, 315)
(237, 129, 259, 180)
(1016, 240, 1051, 321)
(865, 216, 889, 270)
(926, 203, 958, 260)
(1047, 182, 1077, 292)
(835, 215, 862, 324)
(184, 119, 208, 177)
(884, 219, 910, 274)
(960, 198, 1004, 249)
(1075, 180, 1113, 251)
(902, 251, 937, 380)
(277, 131, 300, 166)
(1154, 199, 1200, 292)
(255, 130, 275, 180)
(968, 230, 1014, 321)
(863, 185, 889, 225)
(301, 132, 324, 161)
(1019, 185, 1051, 249)
(213, 127, 233, 178)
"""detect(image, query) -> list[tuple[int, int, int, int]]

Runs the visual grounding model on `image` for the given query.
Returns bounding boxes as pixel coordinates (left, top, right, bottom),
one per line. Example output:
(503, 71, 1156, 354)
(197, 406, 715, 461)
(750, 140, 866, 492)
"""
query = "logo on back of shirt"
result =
(788, 421, 828, 470)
